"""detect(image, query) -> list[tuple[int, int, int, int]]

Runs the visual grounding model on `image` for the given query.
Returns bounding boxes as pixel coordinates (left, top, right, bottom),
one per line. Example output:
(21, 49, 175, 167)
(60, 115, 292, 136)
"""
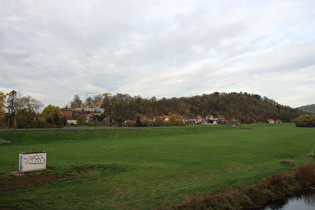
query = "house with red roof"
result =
(196, 116, 203, 123)
(162, 115, 171, 121)
(85, 114, 93, 122)
(206, 115, 214, 120)
(153, 116, 164, 121)
(60, 110, 77, 125)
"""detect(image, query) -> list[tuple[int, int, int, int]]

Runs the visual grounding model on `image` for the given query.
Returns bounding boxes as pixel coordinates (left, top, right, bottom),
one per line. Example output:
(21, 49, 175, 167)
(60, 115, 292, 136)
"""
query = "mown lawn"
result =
(0, 124, 315, 209)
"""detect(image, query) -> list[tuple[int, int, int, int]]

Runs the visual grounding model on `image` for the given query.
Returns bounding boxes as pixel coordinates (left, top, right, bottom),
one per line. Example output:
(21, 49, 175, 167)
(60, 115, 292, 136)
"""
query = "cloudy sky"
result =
(1, 0, 315, 108)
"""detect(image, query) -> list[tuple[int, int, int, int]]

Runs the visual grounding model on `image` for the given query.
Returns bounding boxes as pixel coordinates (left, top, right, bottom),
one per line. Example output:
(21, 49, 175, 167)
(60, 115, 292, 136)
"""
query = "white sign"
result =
(19, 151, 46, 173)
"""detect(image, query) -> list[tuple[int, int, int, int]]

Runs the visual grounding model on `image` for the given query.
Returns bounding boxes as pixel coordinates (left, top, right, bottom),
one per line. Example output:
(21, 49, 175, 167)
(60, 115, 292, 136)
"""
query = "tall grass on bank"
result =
(174, 161, 315, 209)
(0, 123, 315, 209)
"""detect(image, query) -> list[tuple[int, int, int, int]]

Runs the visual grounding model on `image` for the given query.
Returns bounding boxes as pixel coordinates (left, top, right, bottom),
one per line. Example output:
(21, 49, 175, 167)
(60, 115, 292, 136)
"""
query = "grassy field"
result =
(1, 124, 315, 209)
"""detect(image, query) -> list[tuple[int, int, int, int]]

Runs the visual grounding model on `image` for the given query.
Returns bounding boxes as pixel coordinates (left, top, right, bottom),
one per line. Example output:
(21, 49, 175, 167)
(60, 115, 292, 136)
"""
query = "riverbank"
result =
(263, 188, 315, 209)
(174, 161, 315, 209)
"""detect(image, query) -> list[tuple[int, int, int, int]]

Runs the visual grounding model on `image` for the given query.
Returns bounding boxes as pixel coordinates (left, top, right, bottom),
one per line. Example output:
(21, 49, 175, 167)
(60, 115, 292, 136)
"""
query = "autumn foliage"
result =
(295, 114, 315, 127)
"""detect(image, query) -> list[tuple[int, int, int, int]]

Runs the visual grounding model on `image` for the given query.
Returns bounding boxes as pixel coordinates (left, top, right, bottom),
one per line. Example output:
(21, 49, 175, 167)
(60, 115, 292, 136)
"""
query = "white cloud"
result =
(1, 0, 315, 108)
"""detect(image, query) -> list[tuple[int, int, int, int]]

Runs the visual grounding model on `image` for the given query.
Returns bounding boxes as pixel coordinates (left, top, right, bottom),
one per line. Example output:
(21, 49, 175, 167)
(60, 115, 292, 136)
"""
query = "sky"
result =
(1, 0, 315, 108)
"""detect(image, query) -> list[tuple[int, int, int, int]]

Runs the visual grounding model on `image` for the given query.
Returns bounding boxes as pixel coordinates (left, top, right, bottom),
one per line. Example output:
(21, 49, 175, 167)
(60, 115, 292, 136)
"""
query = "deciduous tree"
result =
(15, 95, 43, 128)
(43, 104, 62, 126)
(0, 91, 7, 114)
(169, 113, 184, 126)
(0, 91, 7, 128)
(71, 95, 82, 108)
(6, 90, 17, 127)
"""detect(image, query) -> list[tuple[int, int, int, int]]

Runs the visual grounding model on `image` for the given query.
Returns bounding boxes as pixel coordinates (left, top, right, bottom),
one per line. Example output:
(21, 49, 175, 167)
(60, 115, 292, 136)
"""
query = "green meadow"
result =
(1, 124, 315, 209)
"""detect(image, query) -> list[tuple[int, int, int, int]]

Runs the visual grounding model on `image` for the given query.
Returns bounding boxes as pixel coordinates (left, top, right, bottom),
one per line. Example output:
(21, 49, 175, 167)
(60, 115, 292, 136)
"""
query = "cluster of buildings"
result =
(154, 115, 230, 125)
(60, 108, 283, 126)
(60, 107, 105, 125)
(154, 116, 283, 125)
(61, 99, 105, 125)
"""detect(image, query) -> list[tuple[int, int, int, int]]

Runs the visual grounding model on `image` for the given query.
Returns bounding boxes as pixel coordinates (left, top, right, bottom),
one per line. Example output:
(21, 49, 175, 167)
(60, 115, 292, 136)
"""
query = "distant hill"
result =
(297, 104, 315, 113)
(97, 92, 303, 124)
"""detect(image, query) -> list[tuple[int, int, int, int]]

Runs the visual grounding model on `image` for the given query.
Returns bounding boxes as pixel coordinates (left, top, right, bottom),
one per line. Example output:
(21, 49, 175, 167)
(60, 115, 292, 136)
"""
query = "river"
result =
(263, 190, 315, 210)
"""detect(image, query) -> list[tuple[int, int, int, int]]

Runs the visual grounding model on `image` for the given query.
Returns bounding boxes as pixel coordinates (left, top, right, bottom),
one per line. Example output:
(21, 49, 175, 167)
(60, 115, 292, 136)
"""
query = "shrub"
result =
(77, 115, 87, 125)
(295, 114, 315, 127)
(123, 120, 136, 127)
(293, 161, 315, 188)
(88, 120, 101, 126)
(152, 118, 164, 126)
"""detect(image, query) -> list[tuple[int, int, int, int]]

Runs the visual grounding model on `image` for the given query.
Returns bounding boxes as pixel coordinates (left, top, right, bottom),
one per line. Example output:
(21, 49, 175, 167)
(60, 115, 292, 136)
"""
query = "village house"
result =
(206, 115, 214, 121)
(181, 116, 191, 123)
(153, 116, 163, 121)
(60, 110, 77, 125)
(196, 116, 203, 123)
(153, 115, 171, 122)
(163, 115, 170, 121)
(85, 114, 93, 122)
(202, 115, 227, 125)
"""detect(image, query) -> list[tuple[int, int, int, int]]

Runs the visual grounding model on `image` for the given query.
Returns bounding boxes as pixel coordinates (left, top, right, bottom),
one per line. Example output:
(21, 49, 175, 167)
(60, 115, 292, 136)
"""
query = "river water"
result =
(263, 190, 315, 210)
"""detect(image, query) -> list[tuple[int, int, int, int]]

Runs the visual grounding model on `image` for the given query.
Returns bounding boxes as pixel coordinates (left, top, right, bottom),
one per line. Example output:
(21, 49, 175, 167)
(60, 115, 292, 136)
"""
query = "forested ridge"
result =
(99, 92, 302, 124)
(0, 91, 304, 128)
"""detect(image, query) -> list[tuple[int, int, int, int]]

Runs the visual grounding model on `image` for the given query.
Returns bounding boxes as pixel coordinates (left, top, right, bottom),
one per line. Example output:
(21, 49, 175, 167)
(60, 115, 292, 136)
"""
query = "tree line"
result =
(0, 90, 44, 128)
(65, 92, 304, 125)
(0, 90, 306, 128)
(94, 92, 302, 124)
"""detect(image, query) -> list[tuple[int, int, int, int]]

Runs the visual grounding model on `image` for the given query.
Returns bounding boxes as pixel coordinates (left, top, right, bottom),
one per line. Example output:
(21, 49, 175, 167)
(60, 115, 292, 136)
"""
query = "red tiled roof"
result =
(155, 115, 171, 121)
(61, 110, 72, 116)
(162, 115, 170, 121)
(61, 111, 73, 120)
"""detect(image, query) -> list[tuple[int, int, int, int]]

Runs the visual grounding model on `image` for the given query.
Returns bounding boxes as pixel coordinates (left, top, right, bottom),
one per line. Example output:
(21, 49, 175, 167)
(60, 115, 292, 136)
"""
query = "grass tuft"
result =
(280, 160, 295, 166)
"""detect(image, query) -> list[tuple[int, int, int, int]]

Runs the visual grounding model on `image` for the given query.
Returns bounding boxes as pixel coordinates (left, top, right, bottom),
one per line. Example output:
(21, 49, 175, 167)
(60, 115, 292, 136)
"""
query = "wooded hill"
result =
(96, 92, 302, 124)
(298, 104, 315, 113)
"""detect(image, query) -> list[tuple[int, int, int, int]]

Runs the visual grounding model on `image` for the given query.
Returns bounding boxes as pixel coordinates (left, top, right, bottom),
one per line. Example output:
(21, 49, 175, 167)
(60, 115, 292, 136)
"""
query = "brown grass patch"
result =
(0, 172, 62, 192)
(0, 167, 104, 192)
